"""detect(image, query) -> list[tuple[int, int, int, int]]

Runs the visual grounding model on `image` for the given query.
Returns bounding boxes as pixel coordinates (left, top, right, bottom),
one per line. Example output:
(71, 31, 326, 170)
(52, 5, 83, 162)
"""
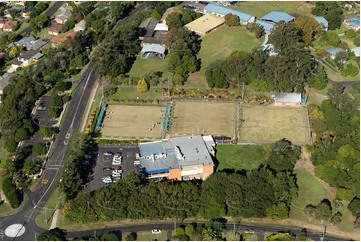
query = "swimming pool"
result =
(349, 19, 359, 23)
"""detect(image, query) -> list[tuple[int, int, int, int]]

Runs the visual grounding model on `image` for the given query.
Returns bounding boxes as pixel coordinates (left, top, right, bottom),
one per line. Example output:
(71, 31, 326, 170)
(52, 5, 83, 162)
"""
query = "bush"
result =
(32, 143, 47, 156)
(2, 177, 22, 208)
(22, 160, 41, 176)
(39, 127, 57, 138)
(315, 49, 328, 58)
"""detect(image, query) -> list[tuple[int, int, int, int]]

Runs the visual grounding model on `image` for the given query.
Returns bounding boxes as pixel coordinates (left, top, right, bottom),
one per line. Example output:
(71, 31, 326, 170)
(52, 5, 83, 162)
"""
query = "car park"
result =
(152, 229, 162, 234)
(102, 176, 112, 183)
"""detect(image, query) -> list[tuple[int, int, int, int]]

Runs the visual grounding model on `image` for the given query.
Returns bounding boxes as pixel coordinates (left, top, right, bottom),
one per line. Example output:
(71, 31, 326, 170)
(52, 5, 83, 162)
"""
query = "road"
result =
(65, 222, 352, 241)
(18, 1, 65, 36)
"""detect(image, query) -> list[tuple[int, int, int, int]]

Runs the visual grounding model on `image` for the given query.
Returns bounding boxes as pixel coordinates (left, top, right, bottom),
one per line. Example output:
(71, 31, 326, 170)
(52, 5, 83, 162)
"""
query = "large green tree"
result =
(311, 2, 344, 30)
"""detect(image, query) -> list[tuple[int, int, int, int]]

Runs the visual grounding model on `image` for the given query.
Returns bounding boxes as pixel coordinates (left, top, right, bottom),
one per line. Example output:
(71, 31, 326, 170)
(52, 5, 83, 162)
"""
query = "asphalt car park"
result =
(83, 145, 140, 192)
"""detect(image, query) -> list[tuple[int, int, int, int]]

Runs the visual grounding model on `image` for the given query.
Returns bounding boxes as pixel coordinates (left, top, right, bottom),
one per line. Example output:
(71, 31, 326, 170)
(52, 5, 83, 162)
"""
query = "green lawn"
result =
(230, 1, 313, 19)
(290, 168, 355, 232)
(16, 22, 30, 34)
(107, 86, 163, 102)
(135, 231, 168, 241)
(128, 56, 170, 79)
(35, 188, 62, 229)
(216, 145, 269, 171)
(198, 26, 264, 74)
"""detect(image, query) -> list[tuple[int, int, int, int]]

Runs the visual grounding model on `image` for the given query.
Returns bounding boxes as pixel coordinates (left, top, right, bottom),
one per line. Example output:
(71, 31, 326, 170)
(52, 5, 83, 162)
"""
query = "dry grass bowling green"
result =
(101, 104, 166, 139)
(240, 106, 310, 145)
(169, 101, 236, 137)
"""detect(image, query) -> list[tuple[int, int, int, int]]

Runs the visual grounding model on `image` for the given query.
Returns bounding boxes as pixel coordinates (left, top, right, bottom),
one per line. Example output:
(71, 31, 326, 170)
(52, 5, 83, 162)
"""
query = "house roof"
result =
(10, 36, 35, 47)
(74, 19, 85, 31)
(3, 21, 17, 30)
(32, 52, 43, 60)
(138, 135, 214, 174)
(0, 20, 6, 24)
(352, 47, 360, 57)
(55, 15, 69, 22)
(326, 48, 345, 57)
(59, 8, 72, 18)
(185, 14, 225, 34)
(154, 23, 168, 32)
(50, 32, 75, 43)
(315, 16, 328, 28)
(274, 93, 302, 103)
(23, 7, 36, 13)
(261, 11, 295, 23)
(141, 44, 165, 54)
(205, 3, 254, 23)
(0, 73, 16, 91)
(19, 50, 39, 60)
(11, 59, 23, 66)
(139, 17, 158, 37)
(256, 19, 275, 32)
(48, 24, 63, 33)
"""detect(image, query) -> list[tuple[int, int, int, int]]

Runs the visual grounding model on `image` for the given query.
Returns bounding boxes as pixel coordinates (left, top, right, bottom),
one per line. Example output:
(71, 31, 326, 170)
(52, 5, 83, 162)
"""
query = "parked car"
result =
(244, 228, 255, 234)
(112, 159, 122, 165)
(113, 176, 121, 182)
(112, 168, 122, 176)
(134, 160, 140, 165)
(104, 151, 113, 156)
(102, 176, 112, 183)
(63, 140, 69, 146)
(104, 182, 112, 188)
(103, 167, 111, 171)
(152, 229, 162, 234)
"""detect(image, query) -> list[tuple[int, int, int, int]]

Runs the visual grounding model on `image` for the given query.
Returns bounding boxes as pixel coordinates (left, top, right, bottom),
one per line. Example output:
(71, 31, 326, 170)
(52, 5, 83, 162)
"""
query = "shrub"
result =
(32, 143, 47, 156)
(2, 177, 22, 208)
(345, 29, 356, 39)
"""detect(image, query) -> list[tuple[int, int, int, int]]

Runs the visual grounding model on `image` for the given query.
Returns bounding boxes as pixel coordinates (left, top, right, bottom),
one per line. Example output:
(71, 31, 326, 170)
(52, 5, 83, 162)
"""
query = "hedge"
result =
(2, 177, 22, 209)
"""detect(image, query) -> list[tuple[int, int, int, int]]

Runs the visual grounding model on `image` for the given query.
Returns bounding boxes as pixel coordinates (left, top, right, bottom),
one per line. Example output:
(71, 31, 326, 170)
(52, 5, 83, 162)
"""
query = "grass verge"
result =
(108, 86, 163, 101)
(216, 144, 269, 171)
(135, 231, 168, 241)
(35, 188, 62, 229)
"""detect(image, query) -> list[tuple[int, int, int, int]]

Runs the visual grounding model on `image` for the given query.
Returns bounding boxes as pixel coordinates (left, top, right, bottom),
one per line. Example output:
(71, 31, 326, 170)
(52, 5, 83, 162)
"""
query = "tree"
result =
(266, 202, 289, 219)
(110, 2, 134, 21)
(14, 127, 29, 142)
(137, 78, 149, 93)
(308, 65, 327, 90)
(125, 232, 137, 241)
(185, 224, 195, 238)
(266, 232, 295, 241)
(32, 143, 47, 156)
(39, 127, 56, 138)
(330, 211, 342, 225)
(62, 16, 75, 33)
(267, 139, 300, 172)
(298, 228, 307, 241)
(51, 95, 63, 107)
(315, 199, 332, 222)
(2, 176, 22, 208)
(151, 10, 161, 20)
(334, 51, 348, 69)
(205, 60, 228, 88)
(247, 22, 264, 38)
(37, 228, 66, 241)
(348, 197, 360, 217)
(326, 31, 341, 46)
(294, 15, 322, 45)
(100, 232, 120, 241)
(311, 2, 343, 30)
(9, 46, 22, 58)
(225, 13, 239, 27)
(22, 160, 41, 176)
(30, 14, 50, 32)
(166, 12, 183, 29)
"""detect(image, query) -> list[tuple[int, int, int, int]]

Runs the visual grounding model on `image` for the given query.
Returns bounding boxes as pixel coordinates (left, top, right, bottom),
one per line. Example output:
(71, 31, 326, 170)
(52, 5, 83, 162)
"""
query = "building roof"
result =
(0, 52, 5, 59)
(48, 24, 63, 33)
(205, 3, 254, 23)
(261, 11, 294, 23)
(138, 135, 214, 174)
(139, 17, 158, 37)
(315, 16, 328, 29)
(11, 59, 22, 66)
(185, 14, 225, 34)
(3, 21, 17, 30)
(24, 39, 47, 50)
(55, 15, 69, 22)
(32, 52, 43, 60)
(10, 36, 35, 47)
(161, 7, 179, 21)
(154, 23, 168, 32)
(74, 19, 85, 31)
(326, 47, 345, 57)
(19, 50, 39, 60)
(274, 93, 302, 103)
(256, 19, 275, 32)
(59, 8, 72, 18)
(50, 32, 75, 43)
(352, 47, 360, 57)
(141, 44, 165, 54)
(0, 73, 16, 91)
(0, 20, 6, 24)
(23, 7, 36, 14)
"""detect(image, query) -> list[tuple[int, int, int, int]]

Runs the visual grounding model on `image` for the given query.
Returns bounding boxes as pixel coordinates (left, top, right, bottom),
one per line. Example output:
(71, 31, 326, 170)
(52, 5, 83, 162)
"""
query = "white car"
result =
(112, 168, 122, 176)
(134, 160, 140, 165)
(112, 159, 122, 165)
(151, 229, 161, 234)
(104, 151, 113, 156)
(102, 176, 112, 183)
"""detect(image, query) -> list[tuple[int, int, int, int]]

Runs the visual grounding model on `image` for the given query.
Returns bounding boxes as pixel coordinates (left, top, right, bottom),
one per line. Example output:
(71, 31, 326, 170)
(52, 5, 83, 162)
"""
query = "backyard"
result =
(216, 144, 270, 171)
(240, 105, 310, 145)
(127, 56, 170, 79)
(198, 26, 263, 75)
(169, 101, 237, 137)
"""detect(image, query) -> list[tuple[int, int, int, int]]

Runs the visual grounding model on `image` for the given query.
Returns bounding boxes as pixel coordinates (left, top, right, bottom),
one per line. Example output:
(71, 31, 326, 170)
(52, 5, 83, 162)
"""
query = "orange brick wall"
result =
(202, 164, 214, 180)
(169, 168, 181, 181)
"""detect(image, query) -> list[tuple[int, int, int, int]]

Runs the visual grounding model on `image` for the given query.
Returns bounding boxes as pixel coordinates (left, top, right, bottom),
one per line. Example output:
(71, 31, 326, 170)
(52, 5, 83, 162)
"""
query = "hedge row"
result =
(2, 177, 22, 209)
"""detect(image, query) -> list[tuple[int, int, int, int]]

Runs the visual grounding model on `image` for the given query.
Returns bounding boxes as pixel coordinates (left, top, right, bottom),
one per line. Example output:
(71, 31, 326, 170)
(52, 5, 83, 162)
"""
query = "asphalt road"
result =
(18, 1, 64, 36)
(65, 222, 352, 241)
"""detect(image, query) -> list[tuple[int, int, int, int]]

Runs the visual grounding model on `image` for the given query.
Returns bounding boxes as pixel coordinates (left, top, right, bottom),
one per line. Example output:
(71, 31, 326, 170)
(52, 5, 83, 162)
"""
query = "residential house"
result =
(343, 15, 360, 31)
(4, 6, 22, 19)
(315, 16, 329, 31)
(50, 32, 75, 46)
(11, 59, 22, 71)
(351, 47, 360, 57)
(48, 24, 63, 36)
(18, 50, 43, 67)
(0, 73, 16, 103)
(55, 8, 72, 24)
(273, 93, 302, 106)
(3, 21, 17, 32)
(139, 17, 167, 47)
(257, 11, 294, 32)
(204, 3, 255, 25)
(74, 19, 85, 32)
(21, 7, 36, 18)
(9, 36, 47, 51)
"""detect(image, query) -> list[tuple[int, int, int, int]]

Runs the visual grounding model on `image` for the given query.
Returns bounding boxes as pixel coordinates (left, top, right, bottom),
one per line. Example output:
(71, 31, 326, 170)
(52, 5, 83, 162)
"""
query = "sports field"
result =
(169, 101, 236, 137)
(240, 105, 310, 145)
(101, 104, 166, 139)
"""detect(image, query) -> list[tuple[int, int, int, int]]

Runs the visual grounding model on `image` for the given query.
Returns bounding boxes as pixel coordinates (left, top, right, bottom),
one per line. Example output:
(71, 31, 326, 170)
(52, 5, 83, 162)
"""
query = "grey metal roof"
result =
(204, 3, 255, 23)
(261, 11, 294, 23)
(0, 73, 16, 91)
(139, 135, 214, 173)
(274, 93, 302, 103)
(140, 44, 165, 54)
(315, 16, 328, 28)
(326, 48, 345, 57)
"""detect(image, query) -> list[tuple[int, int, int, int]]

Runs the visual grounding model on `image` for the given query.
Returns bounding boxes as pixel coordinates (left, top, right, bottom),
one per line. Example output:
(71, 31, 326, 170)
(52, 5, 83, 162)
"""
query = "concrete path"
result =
(49, 208, 59, 229)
